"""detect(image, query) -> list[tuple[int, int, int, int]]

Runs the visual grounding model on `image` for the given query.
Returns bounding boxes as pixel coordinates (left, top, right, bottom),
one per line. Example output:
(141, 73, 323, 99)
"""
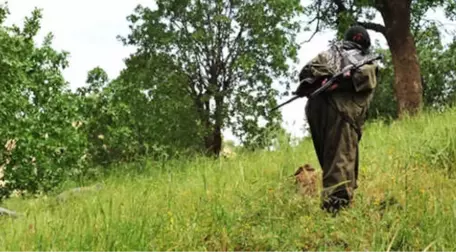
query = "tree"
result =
(76, 67, 114, 165)
(0, 6, 87, 200)
(303, 0, 456, 118)
(368, 21, 456, 120)
(76, 62, 207, 165)
(118, 0, 304, 156)
(417, 26, 456, 109)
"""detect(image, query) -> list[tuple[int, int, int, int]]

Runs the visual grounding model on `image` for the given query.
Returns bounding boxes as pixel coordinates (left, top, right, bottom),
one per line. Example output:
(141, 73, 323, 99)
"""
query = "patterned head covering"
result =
(343, 25, 371, 51)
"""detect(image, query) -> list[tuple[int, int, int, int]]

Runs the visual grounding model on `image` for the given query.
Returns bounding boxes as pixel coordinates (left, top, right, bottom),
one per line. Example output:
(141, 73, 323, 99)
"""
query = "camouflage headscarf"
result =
(322, 40, 370, 74)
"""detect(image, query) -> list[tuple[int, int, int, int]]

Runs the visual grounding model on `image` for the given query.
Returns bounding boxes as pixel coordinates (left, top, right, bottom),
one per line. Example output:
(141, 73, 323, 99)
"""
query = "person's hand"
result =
(321, 78, 338, 91)
(325, 71, 351, 91)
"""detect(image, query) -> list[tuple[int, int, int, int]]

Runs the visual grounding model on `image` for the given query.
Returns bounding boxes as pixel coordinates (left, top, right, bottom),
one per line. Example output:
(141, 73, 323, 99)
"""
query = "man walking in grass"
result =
(294, 25, 380, 214)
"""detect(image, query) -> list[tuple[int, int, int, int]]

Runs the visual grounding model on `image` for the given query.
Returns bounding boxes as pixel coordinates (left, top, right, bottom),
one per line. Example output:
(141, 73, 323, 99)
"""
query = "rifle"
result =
(270, 53, 383, 112)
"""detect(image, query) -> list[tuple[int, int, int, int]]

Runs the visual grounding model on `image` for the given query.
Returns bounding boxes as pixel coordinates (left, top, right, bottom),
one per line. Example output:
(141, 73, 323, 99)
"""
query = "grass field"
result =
(1, 109, 456, 251)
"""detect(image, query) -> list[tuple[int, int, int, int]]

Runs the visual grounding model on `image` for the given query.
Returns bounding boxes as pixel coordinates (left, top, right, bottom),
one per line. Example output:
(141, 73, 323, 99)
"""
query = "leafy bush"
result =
(0, 8, 88, 200)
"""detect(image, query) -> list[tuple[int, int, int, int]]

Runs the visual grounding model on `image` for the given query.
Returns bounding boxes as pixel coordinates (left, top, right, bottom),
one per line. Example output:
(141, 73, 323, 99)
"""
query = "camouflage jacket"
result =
(300, 40, 379, 131)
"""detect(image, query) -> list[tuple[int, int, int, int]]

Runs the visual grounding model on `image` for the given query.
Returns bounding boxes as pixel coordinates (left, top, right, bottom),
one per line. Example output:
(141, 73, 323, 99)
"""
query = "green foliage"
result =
(117, 0, 304, 153)
(3, 108, 456, 250)
(303, 0, 455, 118)
(76, 65, 206, 165)
(303, 0, 454, 37)
(419, 35, 456, 109)
(0, 0, 453, 208)
(0, 8, 88, 200)
(368, 23, 456, 121)
(366, 45, 397, 121)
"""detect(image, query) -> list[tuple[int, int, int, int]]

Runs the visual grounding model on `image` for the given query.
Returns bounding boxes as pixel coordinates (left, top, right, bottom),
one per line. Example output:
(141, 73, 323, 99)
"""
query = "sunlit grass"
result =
(1, 109, 456, 250)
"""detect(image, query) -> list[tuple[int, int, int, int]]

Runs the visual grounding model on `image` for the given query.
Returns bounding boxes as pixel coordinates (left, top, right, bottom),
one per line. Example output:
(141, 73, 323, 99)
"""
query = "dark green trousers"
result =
(305, 94, 360, 206)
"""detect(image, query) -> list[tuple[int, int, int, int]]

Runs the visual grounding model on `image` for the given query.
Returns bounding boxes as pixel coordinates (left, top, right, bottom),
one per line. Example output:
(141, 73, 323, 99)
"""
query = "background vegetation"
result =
(2, 109, 456, 250)
(0, 0, 456, 250)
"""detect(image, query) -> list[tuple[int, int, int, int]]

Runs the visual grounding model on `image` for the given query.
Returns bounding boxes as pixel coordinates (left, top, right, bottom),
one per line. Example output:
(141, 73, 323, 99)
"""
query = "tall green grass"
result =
(1, 109, 456, 250)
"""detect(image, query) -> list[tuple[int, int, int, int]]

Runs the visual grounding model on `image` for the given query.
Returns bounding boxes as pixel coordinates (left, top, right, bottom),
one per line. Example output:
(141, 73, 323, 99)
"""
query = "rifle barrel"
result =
(270, 96, 300, 112)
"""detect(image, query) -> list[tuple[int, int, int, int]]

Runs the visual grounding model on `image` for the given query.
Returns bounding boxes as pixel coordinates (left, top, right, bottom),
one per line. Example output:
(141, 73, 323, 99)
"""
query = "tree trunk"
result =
(205, 124, 222, 156)
(380, 0, 423, 118)
(203, 123, 222, 157)
(203, 96, 223, 157)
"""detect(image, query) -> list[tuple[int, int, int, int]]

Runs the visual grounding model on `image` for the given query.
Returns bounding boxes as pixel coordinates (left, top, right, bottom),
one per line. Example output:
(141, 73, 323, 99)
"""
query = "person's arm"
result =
(351, 63, 378, 92)
(295, 52, 335, 97)
(324, 63, 378, 93)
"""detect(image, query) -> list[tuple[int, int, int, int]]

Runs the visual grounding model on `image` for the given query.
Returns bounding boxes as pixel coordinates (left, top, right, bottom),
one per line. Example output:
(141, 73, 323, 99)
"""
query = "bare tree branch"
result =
(333, 0, 386, 37)
(302, 0, 322, 44)
(357, 21, 386, 36)
(304, 20, 321, 44)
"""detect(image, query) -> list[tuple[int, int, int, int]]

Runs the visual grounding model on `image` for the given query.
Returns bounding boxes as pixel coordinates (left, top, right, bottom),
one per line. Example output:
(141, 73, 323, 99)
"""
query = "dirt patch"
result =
(293, 164, 319, 197)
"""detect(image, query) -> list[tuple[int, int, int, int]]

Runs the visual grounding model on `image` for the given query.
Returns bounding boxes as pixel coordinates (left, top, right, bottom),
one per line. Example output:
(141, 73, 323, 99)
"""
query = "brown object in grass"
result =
(294, 164, 318, 197)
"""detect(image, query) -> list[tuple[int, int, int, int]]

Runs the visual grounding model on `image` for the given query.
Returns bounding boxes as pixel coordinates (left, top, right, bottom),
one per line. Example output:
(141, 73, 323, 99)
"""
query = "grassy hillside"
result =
(1, 109, 456, 251)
